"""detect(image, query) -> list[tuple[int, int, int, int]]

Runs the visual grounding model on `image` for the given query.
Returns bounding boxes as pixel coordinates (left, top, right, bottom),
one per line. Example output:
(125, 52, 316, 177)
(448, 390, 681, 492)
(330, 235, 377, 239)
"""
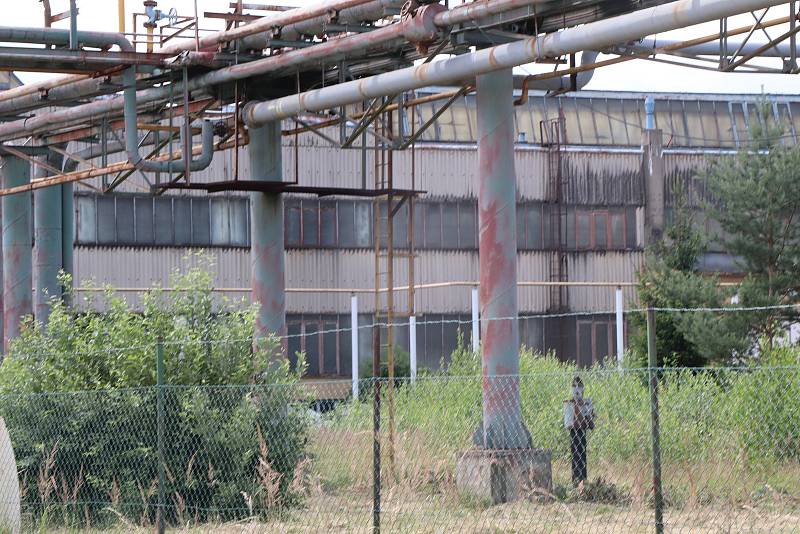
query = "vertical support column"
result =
(351, 294, 359, 399)
(34, 149, 65, 325)
(615, 286, 624, 367)
(474, 69, 530, 450)
(409, 315, 417, 383)
(249, 122, 286, 348)
(471, 286, 480, 352)
(2, 156, 32, 353)
(643, 96, 665, 246)
(61, 182, 74, 302)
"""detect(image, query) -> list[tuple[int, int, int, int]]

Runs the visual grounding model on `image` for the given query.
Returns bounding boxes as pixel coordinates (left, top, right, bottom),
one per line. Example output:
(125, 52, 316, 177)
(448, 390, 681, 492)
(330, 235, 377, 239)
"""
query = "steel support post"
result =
(351, 294, 359, 399)
(61, 182, 74, 300)
(33, 150, 64, 324)
(249, 122, 286, 349)
(474, 69, 531, 450)
(1, 156, 32, 352)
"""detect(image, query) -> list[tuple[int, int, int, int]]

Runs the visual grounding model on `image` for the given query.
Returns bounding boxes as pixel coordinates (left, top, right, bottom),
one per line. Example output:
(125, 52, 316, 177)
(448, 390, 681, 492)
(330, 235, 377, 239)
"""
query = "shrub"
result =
(0, 255, 309, 528)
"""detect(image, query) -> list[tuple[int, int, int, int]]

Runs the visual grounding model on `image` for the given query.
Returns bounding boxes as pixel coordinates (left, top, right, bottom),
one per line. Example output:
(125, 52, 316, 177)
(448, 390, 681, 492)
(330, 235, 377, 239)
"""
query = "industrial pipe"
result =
(619, 37, 799, 58)
(0, 5, 443, 142)
(123, 61, 214, 173)
(433, 0, 546, 27)
(243, 0, 407, 46)
(33, 147, 65, 325)
(0, 0, 377, 109)
(1, 156, 32, 352)
(474, 68, 530, 450)
(243, 0, 788, 125)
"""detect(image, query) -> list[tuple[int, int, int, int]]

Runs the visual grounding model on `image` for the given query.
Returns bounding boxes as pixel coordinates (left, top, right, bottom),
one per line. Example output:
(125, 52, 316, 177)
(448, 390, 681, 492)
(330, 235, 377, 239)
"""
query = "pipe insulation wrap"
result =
(243, 0, 788, 125)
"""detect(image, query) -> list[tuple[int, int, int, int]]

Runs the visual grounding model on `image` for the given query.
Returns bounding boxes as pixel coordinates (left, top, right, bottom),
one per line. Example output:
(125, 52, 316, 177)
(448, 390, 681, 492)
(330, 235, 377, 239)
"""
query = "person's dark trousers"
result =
(570, 427, 587, 485)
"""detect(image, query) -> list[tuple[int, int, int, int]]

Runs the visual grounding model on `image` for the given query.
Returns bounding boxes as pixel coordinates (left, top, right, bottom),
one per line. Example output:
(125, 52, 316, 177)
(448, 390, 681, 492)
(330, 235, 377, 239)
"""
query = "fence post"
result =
(646, 308, 664, 534)
(372, 326, 381, 534)
(409, 315, 417, 383)
(615, 286, 624, 367)
(351, 294, 359, 400)
(471, 286, 479, 352)
(156, 338, 166, 534)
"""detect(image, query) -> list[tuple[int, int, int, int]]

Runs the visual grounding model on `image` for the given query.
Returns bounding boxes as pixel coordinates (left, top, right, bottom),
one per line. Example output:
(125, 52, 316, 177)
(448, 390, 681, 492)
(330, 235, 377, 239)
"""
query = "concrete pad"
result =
(456, 448, 552, 505)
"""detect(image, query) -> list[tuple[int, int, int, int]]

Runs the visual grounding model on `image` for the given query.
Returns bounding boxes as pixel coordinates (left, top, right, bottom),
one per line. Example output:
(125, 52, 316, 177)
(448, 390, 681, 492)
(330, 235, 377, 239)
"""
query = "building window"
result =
(577, 319, 615, 367)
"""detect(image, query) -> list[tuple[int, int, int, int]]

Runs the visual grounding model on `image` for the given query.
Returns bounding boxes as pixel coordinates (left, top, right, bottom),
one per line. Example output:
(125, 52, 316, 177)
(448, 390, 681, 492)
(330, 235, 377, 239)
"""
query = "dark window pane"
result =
(594, 213, 608, 249)
(425, 203, 442, 248)
(210, 198, 230, 246)
(191, 198, 210, 246)
(577, 212, 591, 249)
(134, 197, 154, 245)
(229, 198, 249, 247)
(611, 212, 625, 249)
(302, 200, 319, 247)
(595, 322, 610, 365)
(422, 314, 443, 368)
(287, 321, 302, 371)
(305, 321, 320, 376)
(116, 197, 135, 244)
(354, 201, 372, 247)
(412, 202, 424, 248)
(323, 319, 339, 375)
(337, 200, 356, 248)
(516, 203, 527, 249)
(339, 314, 352, 376)
(96, 196, 116, 245)
(154, 197, 173, 245)
(527, 204, 542, 249)
(566, 207, 576, 249)
(76, 196, 96, 244)
(626, 207, 637, 248)
(442, 203, 459, 249)
(459, 201, 476, 249)
(173, 198, 191, 246)
(285, 199, 301, 247)
(320, 201, 337, 247)
(441, 316, 461, 366)
(392, 201, 408, 249)
(577, 321, 593, 368)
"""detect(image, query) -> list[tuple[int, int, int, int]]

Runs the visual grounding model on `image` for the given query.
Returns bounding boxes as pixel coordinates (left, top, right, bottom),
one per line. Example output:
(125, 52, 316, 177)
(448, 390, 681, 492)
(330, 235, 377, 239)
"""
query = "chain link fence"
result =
(0, 331, 798, 532)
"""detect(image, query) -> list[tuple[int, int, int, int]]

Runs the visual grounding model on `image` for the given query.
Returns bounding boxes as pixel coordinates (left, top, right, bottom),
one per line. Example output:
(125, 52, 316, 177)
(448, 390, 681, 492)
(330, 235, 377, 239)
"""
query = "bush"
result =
(0, 255, 310, 528)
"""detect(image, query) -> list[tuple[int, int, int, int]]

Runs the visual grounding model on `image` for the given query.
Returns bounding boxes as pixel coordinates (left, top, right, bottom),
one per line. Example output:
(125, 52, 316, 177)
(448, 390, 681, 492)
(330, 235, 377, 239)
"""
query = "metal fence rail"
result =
(1, 362, 798, 533)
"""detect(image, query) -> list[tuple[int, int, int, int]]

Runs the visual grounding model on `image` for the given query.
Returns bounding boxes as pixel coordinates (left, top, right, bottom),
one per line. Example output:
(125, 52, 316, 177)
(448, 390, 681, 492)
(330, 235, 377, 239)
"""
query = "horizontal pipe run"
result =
(0, 7, 440, 142)
(0, 0, 375, 109)
(433, 0, 547, 28)
(243, 0, 787, 125)
(73, 281, 641, 294)
(159, 0, 377, 55)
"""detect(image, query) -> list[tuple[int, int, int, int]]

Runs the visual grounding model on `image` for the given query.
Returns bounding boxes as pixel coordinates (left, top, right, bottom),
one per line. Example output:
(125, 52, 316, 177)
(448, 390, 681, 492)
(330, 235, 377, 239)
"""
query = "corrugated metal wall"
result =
(74, 247, 640, 314)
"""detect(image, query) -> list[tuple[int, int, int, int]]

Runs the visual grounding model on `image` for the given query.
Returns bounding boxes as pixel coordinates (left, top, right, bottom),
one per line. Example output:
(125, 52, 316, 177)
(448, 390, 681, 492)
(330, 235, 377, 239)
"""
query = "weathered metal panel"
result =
(663, 151, 714, 207)
(566, 252, 644, 312)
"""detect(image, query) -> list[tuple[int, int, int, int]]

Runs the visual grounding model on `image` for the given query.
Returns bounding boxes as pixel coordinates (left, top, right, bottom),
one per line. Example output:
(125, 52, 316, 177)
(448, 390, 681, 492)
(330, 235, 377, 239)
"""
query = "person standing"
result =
(564, 376, 595, 486)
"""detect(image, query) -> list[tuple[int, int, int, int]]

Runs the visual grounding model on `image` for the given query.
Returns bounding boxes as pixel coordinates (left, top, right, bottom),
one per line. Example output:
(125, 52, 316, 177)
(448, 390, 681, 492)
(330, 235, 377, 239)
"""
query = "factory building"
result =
(66, 89, 800, 376)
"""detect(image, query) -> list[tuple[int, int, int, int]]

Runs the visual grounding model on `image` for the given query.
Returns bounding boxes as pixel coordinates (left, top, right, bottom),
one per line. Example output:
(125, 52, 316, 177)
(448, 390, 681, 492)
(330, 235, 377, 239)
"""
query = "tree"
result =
(631, 187, 738, 367)
(700, 101, 800, 348)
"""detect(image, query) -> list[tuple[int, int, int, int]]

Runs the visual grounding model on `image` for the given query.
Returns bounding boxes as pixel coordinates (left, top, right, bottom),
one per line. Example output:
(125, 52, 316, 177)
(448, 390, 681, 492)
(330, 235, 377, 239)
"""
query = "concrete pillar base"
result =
(455, 448, 552, 505)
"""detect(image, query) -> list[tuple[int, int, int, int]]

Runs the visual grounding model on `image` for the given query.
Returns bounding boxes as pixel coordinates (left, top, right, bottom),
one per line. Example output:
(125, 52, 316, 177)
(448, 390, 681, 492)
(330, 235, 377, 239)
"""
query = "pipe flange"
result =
(403, 2, 445, 47)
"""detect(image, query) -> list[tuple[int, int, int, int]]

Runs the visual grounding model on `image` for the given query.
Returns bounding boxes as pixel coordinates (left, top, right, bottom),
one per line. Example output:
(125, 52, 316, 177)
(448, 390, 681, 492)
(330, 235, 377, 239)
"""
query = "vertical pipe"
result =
(615, 287, 624, 367)
(647, 308, 664, 534)
(61, 183, 74, 304)
(156, 338, 165, 534)
(471, 286, 480, 352)
(371, 326, 381, 534)
(475, 69, 530, 450)
(249, 122, 286, 350)
(69, 0, 78, 50)
(409, 315, 417, 383)
(119, 0, 126, 33)
(2, 156, 32, 353)
(33, 149, 64, 325)
(351, 294, 359, 399)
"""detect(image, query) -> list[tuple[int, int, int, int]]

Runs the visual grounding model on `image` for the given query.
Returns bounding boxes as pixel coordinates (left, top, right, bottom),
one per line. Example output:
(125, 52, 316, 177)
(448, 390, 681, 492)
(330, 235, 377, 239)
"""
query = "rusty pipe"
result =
(243, 0, 788, 125)
(0, 5, 443, 142)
